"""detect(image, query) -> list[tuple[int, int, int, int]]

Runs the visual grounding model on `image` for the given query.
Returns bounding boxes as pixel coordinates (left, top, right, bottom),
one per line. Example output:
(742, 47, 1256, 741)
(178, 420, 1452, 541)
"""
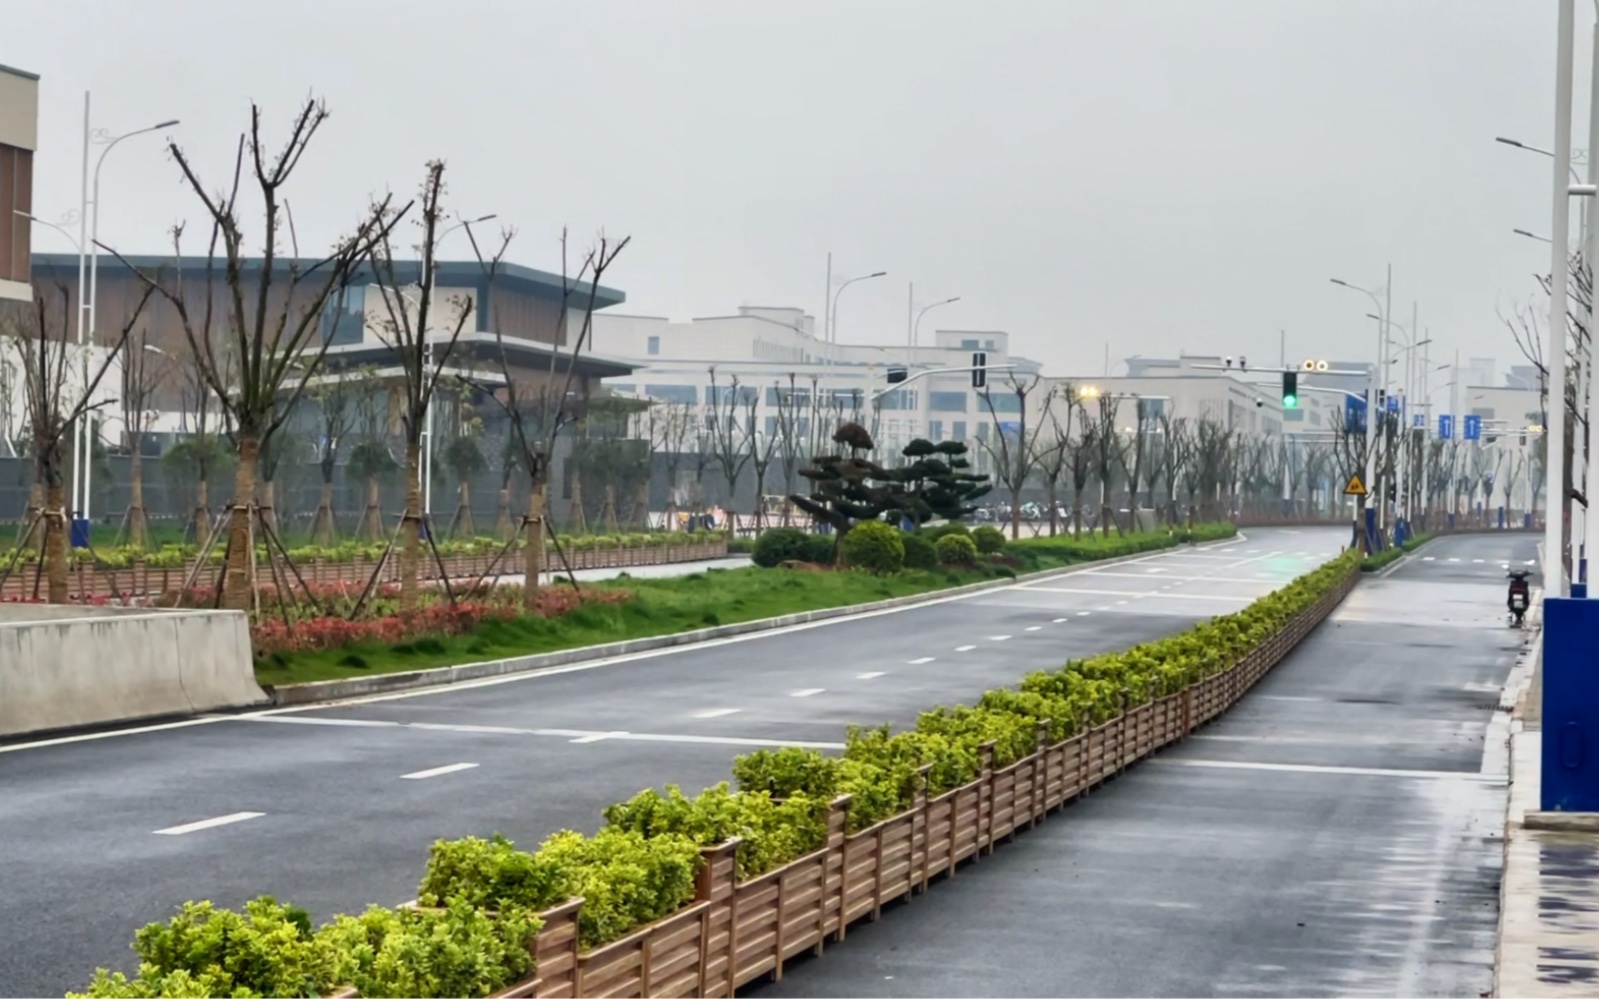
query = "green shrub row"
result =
(71, 896, 539, 999)
(1359, 532, 1434, 572)
(4, 532, 719, 571)
(81, 539, 1351, 999)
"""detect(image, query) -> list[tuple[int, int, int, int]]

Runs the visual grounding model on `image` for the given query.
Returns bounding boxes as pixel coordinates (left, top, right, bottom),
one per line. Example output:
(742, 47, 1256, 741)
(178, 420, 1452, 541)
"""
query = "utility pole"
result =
(1545, 0, 1576, 598)
(1584, 2, 1599, 582)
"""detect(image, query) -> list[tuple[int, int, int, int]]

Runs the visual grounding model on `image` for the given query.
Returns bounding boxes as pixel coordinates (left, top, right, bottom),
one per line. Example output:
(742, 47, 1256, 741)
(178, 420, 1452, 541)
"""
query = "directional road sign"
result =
(1464, 414, 1482, 441)
(1439, 414, 1453, 439)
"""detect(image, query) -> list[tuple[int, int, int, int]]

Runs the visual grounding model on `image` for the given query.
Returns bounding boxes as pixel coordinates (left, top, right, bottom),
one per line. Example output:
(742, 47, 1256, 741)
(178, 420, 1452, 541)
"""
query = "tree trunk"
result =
(603, 482, 618, 533)
(130, 448, 147, 549)
(363, 476, 382, 540)
(569, 473, 587, 533)
(496, 485, 513, 541)
(1009, 485, 1021, 540)
(401, 440, 421, 612)
(45, 480, 68, 604)
(455, 480, 476, 537)
(23, 479, 44, 552)
(1046, 481, 1059, 537)
(315, 480, 336, 546)
(221, 436, 259, 612)
(258, 478, 277, 537)
(524, 482, 546, 610)
(195, 477, 211, 547)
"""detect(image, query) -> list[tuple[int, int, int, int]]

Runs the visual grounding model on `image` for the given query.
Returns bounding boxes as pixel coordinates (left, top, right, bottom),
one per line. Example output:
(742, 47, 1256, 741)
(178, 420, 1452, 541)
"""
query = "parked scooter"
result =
(1507, 569, 1531, 629)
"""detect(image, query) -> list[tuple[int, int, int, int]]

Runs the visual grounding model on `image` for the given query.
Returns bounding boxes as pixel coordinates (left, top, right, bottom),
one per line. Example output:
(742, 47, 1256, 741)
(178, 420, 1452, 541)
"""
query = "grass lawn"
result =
(254, 524, 1239, 688)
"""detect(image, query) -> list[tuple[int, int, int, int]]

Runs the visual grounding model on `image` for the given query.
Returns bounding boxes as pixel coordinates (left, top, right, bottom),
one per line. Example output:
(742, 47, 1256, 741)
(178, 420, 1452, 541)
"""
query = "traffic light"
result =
(1281, 371, 1299, 409)
(971, 352, 987, 389)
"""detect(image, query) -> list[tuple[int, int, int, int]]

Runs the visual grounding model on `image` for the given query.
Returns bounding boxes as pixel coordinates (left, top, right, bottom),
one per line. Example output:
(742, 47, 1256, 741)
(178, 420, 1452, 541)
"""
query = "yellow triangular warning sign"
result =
(1343, 473, 1367, 496)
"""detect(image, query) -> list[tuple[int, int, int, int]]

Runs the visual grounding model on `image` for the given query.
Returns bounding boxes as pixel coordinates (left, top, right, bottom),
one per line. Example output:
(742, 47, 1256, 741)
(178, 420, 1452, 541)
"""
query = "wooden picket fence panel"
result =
(478, 564, 1360, 999)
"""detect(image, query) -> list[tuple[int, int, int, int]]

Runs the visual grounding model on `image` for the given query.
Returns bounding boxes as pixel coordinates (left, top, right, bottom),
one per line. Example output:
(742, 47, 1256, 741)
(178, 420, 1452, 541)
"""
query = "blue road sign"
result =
(1439, 414, 1454, 439)
(1344, 394, 1368, 434)
(1413, 413, 1424, 428)
(1386, 395, 1400, 414)
(1464, 414, 1482, 441)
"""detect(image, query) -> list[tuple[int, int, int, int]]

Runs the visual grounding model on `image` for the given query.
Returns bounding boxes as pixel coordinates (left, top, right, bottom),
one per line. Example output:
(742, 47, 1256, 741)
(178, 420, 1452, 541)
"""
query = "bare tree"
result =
(1158, 414, 1192, 526)
(476, 230, 630, 609)
(1193, 417, 1234, 522)
(647, 399, 692, 529)
(706, 367, 754, 529)
(109, 97, 401, 610)
(3, 285, 148, 601)
(1035, 385, 1077, 537)
(118, 326, 171, 548)
(742, 389, 780, 530)
(366, 160, 505, 609)
(307, 365, 369, 545)
(1088, 393, 1127, 536)
(976, 372, 1044, 539)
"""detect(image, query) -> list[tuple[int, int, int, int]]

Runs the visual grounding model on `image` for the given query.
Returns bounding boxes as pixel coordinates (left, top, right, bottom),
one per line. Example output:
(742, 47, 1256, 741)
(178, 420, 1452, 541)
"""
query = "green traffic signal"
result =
(1282, 371, 1299, 409)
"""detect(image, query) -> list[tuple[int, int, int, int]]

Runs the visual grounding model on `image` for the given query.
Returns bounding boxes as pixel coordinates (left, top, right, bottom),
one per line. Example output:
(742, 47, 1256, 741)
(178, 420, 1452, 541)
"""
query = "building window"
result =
(976, 392, 1021, 414)
(647, 335, 660, 356)
(767, 386, 812, 407)
(984, 339, 995, 349)
(929, 391, 967, 413)
(976, 423, 989, 441)
(645, 384, 697, 405)
(953, 421, 967, 442)
(765, 415, 779, 437)
(877, 389, 917, 411)
(960, 339, 980, 350)
(929, 419, 944, 442)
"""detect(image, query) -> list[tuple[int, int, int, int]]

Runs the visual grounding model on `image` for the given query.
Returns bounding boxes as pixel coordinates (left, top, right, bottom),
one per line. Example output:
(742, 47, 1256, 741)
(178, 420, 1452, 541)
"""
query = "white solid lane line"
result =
(955, 644, 977, 652)
(693, 708, 741, 719)
(568, 733, 624, 745)
(401, 762, 479, 778)
(908, 656, 936, 664)
(857, 671, 886, 679)
(154, 811, 266, 836)
(790, 688, 826, 697)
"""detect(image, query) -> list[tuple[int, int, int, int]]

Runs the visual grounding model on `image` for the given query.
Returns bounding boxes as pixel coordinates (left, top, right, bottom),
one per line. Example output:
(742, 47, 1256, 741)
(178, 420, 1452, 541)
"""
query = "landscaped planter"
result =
(0, 540, 730, 600)
(502, 564, 1360, 998)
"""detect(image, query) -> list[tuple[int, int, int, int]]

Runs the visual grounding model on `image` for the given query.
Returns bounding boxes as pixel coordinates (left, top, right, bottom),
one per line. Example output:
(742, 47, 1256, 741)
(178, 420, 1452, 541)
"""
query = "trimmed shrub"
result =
(901, 532, 939, 571)
(752, 528, 813, 568)
(922, 522, 972, 543)
(840, 521, 904, 574)
(935, 533, 979, 567)
(802, 534, 838, 566)
(971, 525, 1006, 555)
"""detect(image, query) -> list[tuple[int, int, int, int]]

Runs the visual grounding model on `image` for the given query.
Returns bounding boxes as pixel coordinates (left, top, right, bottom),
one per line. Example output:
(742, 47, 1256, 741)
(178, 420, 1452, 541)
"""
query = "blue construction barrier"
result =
(1542, 596, 1599, 811)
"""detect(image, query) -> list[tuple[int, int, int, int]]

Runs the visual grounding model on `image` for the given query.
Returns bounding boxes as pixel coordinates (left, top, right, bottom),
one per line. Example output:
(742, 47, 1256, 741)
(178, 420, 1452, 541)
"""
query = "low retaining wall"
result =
(0, 540, 730, 600)
(0, 603, 267, 739)
(485, 564, 1361, 998)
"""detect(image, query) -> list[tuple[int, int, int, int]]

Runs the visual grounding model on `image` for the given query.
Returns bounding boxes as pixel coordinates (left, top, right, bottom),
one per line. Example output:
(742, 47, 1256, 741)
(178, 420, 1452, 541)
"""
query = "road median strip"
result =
(267, 526, 1242, 707)
(75, 547, 1361, 999)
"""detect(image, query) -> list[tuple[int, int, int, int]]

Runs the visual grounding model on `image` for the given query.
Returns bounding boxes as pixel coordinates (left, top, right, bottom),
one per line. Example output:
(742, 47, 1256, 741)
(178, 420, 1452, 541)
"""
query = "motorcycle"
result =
(1507, 568, 1531, 629)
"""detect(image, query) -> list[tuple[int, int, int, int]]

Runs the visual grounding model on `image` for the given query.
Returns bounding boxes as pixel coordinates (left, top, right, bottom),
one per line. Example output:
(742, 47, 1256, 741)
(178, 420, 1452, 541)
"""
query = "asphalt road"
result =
(748, 531, 1532, 998)
(1, 526, 1351, 997)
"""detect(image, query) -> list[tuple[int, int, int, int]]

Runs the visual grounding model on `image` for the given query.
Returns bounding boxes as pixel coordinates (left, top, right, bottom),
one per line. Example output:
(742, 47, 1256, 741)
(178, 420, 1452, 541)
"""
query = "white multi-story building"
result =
(589, 305, 1043, 460)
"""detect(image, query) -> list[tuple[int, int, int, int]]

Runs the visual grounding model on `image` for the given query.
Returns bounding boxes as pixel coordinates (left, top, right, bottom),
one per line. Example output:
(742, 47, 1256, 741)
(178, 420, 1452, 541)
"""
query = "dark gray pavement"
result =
(0, 527, 1351, 997)
(748, 531, 1531, 998)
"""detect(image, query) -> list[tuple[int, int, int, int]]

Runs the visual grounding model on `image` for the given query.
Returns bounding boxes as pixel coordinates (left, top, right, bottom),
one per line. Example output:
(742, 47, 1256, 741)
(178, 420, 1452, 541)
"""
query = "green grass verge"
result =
(256, 523, 1239, 688)
(1359, 532, 1434, 572)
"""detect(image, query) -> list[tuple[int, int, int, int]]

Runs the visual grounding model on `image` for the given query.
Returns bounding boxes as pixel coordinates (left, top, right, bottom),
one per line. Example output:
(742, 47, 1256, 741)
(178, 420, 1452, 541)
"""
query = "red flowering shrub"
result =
(248, 587, 632, 657)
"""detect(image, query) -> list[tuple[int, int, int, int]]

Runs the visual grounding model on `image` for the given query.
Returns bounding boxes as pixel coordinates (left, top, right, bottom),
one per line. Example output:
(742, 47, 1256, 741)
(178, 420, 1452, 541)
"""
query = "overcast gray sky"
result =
(8, 0, 1579, 389)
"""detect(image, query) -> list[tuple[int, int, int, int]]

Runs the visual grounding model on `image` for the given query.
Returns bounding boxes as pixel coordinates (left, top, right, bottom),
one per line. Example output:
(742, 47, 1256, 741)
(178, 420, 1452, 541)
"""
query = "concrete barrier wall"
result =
(0, 604, 267, 738)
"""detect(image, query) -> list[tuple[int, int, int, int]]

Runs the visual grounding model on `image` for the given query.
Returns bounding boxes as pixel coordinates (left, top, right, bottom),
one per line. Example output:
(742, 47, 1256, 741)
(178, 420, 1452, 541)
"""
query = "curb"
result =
(266, 531, 1244, 706)
(1369, 535, 1440, 578)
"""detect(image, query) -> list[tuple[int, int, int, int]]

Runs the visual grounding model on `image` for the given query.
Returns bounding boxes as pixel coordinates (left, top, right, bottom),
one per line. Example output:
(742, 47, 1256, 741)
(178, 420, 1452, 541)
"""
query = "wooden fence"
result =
(489, 564, 1360, 999)
(0, 540, 729, 600)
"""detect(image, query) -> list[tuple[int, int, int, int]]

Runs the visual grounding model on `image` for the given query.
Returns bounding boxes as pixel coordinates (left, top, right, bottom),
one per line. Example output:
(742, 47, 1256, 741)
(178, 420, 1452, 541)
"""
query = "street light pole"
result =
(1331, 275, 1391, 548)
(828, 269, 886, 360)
(1546, 0, 1577, 598)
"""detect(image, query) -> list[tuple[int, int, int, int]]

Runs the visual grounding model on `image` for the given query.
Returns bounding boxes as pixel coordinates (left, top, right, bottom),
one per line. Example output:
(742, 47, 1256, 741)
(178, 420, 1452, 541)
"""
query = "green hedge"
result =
(77, 541, 1355, 999)
(1360, 532, 1433, 572)
(1004, 522, 1236, 570)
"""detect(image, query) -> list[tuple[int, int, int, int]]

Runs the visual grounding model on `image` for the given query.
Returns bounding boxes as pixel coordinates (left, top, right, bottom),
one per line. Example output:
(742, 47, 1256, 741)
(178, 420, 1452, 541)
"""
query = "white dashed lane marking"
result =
(154, 812, 265, 836)
(790, 688, 826, 698)
(857, 671, 886, 680)
(908, 657, 936, 664)
(956, 644, 977, 652)
(693, 708, 741, 719)
(400, 762, 479, 778)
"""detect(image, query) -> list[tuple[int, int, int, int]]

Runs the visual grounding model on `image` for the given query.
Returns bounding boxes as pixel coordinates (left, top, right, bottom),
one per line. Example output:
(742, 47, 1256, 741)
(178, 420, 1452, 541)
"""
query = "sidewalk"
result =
(1496, 612, 1599, 997)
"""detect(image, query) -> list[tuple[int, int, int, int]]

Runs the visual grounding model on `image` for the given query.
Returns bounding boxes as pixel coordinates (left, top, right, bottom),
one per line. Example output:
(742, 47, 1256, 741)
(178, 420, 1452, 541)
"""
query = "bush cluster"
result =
(970, 525, 1007, 555)
(1359, 532, 1433, 572)
(840, 521, 905, 574)
(750, 527, 835, 567)
(82, 533, 1352, 999)
(934, 533, 979, 567)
